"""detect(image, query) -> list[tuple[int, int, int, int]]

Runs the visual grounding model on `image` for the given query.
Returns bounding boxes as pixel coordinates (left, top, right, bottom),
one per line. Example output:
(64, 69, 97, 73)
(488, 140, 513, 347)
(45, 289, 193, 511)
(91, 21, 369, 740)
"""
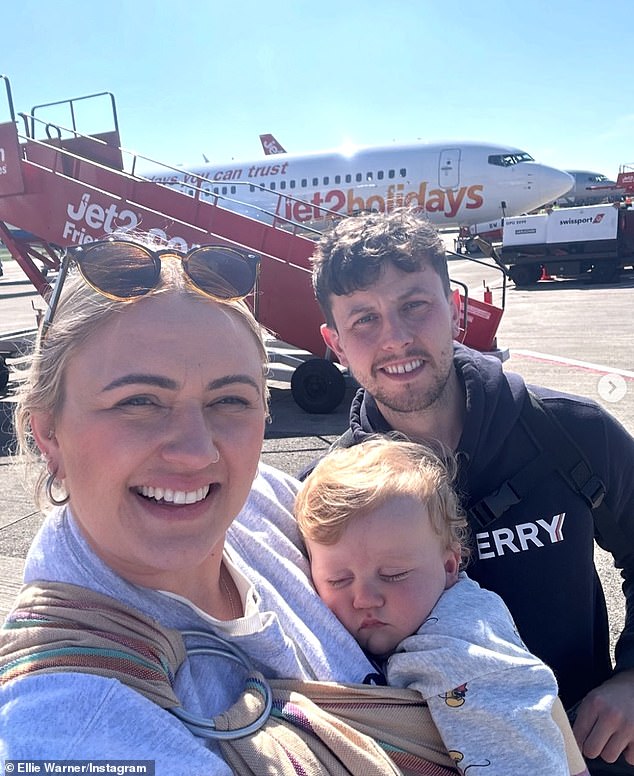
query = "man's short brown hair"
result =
(311, 208, 449, 327)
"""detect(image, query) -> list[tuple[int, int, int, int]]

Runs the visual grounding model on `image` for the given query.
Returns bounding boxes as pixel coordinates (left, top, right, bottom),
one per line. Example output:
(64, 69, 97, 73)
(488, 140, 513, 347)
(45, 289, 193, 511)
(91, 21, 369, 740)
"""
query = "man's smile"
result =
(380, 358, 424, 376)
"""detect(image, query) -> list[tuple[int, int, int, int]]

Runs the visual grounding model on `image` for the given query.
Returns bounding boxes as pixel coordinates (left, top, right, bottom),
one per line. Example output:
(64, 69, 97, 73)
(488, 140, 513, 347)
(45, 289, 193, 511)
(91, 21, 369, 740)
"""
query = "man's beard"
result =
(367, 349, 455, 414)
(371, 369, 452, 414)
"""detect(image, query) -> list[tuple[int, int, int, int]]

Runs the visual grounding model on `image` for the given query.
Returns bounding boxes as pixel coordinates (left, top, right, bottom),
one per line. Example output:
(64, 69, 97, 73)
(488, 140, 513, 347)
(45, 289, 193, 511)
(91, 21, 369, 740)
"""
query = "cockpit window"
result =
(488, 152, 534, 167)
(589, 175, 609, 182)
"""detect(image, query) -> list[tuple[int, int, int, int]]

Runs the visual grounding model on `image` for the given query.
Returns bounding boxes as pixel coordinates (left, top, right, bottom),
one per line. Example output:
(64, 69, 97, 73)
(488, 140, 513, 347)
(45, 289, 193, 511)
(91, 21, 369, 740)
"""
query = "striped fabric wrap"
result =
(0, 580, 186, 709)
(214, 678, 460, 775)
(0, 581, 461, 774)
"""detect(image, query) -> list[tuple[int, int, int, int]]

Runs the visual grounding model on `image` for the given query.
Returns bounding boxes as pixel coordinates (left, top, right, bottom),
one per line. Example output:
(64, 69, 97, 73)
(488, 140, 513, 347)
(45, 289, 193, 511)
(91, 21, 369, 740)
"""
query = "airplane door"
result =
(438, 148, 461, 189)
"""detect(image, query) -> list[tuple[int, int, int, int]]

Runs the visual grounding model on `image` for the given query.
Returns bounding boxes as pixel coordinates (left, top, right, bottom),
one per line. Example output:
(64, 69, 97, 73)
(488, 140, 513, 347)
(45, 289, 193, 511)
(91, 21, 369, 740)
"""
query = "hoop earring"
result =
(46, 470, 70, 506)
(211, 449, 220, 464)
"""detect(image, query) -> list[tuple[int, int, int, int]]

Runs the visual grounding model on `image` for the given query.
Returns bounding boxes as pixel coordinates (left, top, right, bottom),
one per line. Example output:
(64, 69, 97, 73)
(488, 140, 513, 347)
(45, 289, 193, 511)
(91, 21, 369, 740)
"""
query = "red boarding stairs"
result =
(0, 77, 504, 412)
(617, 164, 634, 200)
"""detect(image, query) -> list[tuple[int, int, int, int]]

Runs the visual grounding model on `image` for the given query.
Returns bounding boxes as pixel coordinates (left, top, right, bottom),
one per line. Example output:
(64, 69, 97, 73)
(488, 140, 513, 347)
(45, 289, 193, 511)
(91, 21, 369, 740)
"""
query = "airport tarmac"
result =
(0, 254, 632, 653)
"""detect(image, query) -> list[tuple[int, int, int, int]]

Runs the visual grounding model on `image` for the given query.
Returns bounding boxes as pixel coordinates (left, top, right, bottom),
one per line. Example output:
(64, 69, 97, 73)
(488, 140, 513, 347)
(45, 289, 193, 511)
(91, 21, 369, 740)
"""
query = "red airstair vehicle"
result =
(617, 164, 634, 201)
(0, 76, 504, 411)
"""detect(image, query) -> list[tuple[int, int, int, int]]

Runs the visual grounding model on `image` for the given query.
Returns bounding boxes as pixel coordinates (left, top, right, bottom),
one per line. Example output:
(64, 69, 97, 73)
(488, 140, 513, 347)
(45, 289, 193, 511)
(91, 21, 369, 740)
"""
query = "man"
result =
(310, 208, 634, 775)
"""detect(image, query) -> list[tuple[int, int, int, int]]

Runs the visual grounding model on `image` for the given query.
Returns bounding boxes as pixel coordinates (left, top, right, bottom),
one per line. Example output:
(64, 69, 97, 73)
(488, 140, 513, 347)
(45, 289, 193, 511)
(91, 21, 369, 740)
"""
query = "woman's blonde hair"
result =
(296, 436, 470, 563)
(14, 235, 269, 508)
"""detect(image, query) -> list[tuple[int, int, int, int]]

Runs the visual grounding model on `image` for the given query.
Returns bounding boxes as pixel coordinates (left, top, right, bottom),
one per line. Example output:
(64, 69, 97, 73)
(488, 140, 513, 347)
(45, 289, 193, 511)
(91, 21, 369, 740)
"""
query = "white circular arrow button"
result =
(597, 373, 627, 403)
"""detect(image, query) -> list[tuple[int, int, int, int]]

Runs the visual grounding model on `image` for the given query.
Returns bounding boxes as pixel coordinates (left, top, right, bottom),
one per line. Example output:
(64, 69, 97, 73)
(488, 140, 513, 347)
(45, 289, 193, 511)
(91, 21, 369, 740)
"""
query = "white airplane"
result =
(142, 141, 574, 229)
(555, 170, 625, 207)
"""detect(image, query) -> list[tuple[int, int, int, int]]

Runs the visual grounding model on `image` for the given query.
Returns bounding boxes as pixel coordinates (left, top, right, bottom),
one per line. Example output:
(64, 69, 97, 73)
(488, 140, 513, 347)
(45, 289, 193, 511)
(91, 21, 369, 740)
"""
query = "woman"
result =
(0, 237, 380, 771)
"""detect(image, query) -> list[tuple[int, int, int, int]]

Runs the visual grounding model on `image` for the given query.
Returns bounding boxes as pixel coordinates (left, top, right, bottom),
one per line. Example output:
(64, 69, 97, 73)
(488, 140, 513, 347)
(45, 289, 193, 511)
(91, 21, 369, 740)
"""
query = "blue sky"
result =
(3, 0, 632, 178)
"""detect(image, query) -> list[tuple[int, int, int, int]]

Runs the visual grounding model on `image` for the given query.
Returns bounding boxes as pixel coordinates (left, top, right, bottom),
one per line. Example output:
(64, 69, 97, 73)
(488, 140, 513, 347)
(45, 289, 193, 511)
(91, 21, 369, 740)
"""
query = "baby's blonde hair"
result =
(296, 436, 469, 562)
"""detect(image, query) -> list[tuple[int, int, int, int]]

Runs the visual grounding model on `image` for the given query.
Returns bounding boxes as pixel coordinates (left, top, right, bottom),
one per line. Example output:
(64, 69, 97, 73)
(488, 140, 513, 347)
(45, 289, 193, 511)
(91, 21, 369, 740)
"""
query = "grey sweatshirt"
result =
(387, 574, 568, 775)
(0, 464, 375, 774)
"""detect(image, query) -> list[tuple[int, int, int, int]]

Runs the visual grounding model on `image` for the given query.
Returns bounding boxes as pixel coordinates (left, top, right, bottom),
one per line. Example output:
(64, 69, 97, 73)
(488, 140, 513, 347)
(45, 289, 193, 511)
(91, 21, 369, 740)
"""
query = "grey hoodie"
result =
(0, 463, 374, 774)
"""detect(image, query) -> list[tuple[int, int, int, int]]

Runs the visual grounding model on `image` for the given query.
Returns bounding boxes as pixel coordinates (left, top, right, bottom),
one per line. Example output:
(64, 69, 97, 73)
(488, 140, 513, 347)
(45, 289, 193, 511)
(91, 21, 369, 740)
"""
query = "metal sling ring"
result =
(169, 629, 273, 740)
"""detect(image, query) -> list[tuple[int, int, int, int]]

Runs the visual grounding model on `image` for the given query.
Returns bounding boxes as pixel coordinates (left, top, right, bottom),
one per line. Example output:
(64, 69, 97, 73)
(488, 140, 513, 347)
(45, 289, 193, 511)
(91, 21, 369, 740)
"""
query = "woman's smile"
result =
(135, 483, 212, 505)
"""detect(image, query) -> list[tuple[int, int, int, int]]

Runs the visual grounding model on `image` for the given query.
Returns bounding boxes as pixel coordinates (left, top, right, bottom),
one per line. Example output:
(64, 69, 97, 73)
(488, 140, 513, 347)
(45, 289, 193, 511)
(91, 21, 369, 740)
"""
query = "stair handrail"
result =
(19, 113, 348, 243)
(29, 91, 119, 141)
(0, 78, 347, 243)
(0, 75, 16, 124)
(126, 157, 349, 234)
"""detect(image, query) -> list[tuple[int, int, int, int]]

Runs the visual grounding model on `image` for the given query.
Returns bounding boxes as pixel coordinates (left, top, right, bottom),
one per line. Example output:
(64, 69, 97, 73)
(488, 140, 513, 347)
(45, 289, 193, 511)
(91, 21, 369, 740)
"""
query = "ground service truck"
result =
(499, 203, 634, 286)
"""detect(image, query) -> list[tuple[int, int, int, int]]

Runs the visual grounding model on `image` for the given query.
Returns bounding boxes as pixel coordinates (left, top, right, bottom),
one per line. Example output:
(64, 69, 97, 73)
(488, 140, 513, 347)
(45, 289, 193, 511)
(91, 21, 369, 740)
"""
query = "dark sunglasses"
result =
(42, 239, 260, 338)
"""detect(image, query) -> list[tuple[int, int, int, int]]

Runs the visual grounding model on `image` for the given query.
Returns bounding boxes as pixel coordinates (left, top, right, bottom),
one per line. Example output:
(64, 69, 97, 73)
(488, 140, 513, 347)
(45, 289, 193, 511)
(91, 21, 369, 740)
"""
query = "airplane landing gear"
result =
(290, 358, 346, 414)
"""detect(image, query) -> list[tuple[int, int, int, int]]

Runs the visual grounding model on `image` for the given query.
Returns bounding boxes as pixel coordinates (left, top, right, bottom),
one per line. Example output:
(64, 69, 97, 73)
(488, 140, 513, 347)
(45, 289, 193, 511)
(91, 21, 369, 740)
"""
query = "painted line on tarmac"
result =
(511, 349, 634, 380)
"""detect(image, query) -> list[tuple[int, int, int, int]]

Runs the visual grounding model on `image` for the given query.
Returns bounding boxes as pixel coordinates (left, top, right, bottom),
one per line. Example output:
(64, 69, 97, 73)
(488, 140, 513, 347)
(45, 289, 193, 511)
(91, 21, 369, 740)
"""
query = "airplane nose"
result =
(536, 166, 575, 203)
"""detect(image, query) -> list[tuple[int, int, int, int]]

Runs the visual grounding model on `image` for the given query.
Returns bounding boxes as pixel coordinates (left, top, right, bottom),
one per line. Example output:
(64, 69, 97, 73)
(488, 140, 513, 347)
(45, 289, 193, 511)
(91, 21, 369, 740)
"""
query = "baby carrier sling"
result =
(0, 581, 457, 775)
(0, 581, 589, 775)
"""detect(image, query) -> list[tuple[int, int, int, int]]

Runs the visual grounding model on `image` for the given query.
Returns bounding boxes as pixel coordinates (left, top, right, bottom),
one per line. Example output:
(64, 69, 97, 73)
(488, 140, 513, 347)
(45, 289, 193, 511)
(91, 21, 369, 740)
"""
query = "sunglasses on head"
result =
(42, 239, 260, 338)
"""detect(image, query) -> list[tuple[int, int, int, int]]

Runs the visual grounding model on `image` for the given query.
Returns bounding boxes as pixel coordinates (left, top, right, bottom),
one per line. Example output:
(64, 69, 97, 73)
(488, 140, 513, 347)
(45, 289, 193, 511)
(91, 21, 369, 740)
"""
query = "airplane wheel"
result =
(291, 358, 346, 414)
(0, 358, 9, 394)
(509, 264, 541, 287)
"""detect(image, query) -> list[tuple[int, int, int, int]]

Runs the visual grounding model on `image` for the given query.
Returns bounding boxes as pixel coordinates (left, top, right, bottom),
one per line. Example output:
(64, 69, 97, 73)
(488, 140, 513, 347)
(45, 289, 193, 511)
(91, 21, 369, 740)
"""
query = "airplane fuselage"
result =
(555, 170, 625, 207)
(143, 141, 573, 229)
